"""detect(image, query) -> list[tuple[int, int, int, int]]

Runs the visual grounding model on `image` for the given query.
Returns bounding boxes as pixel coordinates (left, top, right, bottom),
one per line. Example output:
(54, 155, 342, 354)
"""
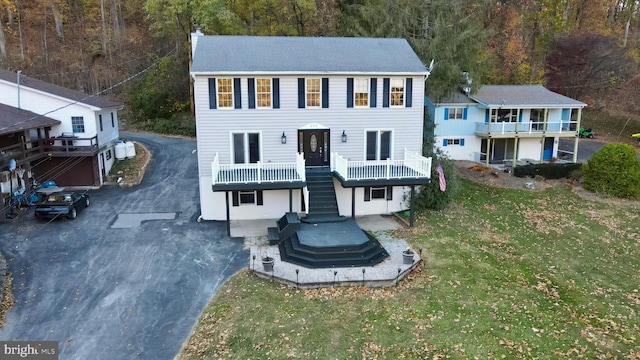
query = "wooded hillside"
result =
(1, 0, 639, 125)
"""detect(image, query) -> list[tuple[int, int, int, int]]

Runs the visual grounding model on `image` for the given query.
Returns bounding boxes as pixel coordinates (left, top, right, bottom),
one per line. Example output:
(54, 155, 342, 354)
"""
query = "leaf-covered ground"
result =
(177, 180, 640, 359)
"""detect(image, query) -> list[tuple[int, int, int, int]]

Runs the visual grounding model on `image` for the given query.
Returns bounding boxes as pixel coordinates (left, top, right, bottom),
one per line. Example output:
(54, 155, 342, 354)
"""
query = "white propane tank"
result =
(114, 141, 126, 160)
(125, 141, 136, 158)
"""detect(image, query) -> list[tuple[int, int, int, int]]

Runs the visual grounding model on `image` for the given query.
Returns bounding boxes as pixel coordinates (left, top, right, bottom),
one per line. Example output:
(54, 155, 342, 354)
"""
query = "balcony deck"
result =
(331, 150, 431, 187)
(210, 150, 432, 190)
(475, 120, 578, 138)
(211, 153, 306, 191)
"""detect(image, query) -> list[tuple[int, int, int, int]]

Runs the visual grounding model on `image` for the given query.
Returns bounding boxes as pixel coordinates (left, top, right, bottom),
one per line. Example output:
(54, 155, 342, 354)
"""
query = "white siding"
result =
(195, 75, 425, 175)
(195, 74, 425, 220)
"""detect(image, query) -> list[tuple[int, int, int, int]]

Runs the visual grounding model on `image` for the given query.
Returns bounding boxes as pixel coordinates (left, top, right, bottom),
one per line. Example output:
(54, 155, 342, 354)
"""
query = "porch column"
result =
(409, 185, 415, 228)
(485, 138, 491, 167)
(289, 188, 293, 212)
(573, 108, 582, 163)
(351, 187, 356, 219)
(225, 191, 231, 237)
(512, 137, 519, 167)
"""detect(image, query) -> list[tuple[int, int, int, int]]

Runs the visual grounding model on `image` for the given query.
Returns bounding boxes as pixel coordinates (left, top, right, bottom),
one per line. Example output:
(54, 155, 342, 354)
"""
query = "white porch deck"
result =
(210, 150, 432, 185)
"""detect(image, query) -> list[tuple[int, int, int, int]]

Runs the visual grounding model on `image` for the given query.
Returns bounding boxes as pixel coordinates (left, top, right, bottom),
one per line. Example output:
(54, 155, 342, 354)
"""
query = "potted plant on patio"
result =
(402, 247, 415, 265)
(262, 252, 275, 272)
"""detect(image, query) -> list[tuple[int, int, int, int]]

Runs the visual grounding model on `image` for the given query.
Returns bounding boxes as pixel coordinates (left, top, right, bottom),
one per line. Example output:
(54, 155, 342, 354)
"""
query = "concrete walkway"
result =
(234, 215, 423, 288)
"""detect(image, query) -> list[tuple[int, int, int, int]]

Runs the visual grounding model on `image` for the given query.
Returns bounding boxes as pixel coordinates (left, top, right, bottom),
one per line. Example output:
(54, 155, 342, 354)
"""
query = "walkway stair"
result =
(278, 231, 389, 268)
(268, 212, 301, 245)
(302, 167, 345, 224)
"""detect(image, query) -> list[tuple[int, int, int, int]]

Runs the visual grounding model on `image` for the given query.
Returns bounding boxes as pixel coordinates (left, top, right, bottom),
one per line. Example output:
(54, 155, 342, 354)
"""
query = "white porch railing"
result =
(303, 186, 310, 214)
(331, 150, 431, 181)
(211, 152, 306, 185)
(475, 120, 577, 135)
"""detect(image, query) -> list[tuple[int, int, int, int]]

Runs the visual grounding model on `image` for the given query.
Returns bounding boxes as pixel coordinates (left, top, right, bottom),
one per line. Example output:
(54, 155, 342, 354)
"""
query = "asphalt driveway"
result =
(0, 133, 248, 359)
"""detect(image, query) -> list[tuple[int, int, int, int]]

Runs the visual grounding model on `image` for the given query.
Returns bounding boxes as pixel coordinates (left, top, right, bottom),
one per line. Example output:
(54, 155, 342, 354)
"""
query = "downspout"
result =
(17, 70, 21, 109)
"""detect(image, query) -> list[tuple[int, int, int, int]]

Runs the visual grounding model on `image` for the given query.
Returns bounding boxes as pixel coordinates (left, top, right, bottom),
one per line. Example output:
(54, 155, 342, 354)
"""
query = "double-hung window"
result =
(232, 132, 260, 164)
(365, 130, 392, 161)
(354, 78, 369, 107)
(256, 78, 272, 108)
(71, 116, 85, 133)
(448, 108, 464, 120)
(390, 78, 404, 106)
(217, 78, 234, 108)
(306, 78, 321, 108)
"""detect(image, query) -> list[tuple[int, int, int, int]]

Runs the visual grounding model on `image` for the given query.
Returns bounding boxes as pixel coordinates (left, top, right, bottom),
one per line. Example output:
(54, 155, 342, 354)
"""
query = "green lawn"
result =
(178, 180, 640, 359)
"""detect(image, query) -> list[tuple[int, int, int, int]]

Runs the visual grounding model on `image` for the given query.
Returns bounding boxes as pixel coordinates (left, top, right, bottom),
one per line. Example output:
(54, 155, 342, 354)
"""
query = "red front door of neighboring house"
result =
(299, 129, 329, 167)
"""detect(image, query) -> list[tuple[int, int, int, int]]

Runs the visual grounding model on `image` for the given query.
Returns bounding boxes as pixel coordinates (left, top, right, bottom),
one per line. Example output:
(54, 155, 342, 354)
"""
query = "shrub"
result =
(513, 163, 582, 179)
(583, 143, 640, 198)
(412, 153, 460, 210)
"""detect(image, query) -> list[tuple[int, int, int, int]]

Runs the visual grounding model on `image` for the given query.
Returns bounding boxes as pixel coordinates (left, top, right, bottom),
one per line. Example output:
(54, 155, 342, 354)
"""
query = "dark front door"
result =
(299, 130, 329, 167)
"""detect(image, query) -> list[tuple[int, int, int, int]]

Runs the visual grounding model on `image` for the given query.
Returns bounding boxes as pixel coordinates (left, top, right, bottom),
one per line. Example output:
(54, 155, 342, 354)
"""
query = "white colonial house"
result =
(0, 68, 121, 187)
(190, 32, 432, 229)
(426, 85, 587, 165)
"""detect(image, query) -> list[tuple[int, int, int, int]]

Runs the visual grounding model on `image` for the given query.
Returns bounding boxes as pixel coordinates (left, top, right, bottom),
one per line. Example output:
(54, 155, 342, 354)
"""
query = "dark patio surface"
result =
(297, 219, 370, 247)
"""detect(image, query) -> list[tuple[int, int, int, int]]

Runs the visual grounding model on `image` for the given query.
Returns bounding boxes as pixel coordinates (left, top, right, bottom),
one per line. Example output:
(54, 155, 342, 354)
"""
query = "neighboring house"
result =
(190, 33, 432, 225)
(426, 85, 587, 165)
(0, 69, 122, 188)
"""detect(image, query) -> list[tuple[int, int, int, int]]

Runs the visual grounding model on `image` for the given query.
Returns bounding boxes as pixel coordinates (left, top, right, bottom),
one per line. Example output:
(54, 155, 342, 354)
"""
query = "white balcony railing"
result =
(475, 120, 578, 135)
(211, 152, 306, 185)
(331, 150, 431, 182)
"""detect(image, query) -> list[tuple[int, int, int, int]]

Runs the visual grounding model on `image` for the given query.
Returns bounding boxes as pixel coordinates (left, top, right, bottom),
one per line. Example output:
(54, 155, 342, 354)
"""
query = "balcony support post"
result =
(351, 187, 356, 219)
(289, 188, 293, 212)
(409, 185, 415, 228)
(225, 190, 231, 237)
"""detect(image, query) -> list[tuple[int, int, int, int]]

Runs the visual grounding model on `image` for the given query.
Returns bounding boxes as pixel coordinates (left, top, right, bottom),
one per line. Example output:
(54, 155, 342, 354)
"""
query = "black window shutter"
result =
(364, 187, 371, 202)
(208, 78, 217, 109)
(233, 78, 242, 109)
(386, 186, 393, 200)
(273, 78, 280, 109)
(405, 78, 413, 107)
(370, 78, 377, 108)
(321, 78, 329, 108)
(346, 78, 354, 108)
(256, 190, 263, 206)
(298, 78, 305, 108)
(382, 78, 390, 108)
(232, 191, 239, 206)
(248, 78, 255, 109)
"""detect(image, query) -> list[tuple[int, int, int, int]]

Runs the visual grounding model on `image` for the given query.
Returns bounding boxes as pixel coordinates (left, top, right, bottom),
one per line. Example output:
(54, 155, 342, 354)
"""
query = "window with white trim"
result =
(390, 78, 404, 106)
(364, 186, 393, 201)
(232, 132, 260, 164)
(106, 150, 112, 160)
(217, 78, 234, 108)
(366, 130, 392, 160)
(256, 78, 272, 108)
(111, 112, 115, 127)
(448, 108, 464, 120)
(232, 190, 264, 206)
(354, 78, 369, 107)
(447, 139, 462, 145)
(306, 78, 321, 107)
(71, 116, 85, 133)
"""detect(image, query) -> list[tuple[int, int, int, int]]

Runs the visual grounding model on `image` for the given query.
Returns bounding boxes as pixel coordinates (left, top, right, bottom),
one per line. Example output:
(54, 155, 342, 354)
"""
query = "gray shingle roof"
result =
(470, 85, 586, 108)
(191, 36, 428, 74)
(0, 68, 121, 109)
(0, 103, 61, 135)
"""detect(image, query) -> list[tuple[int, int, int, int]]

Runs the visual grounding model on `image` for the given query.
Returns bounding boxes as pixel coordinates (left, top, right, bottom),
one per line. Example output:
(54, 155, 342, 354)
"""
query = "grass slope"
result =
(178, 180, 640, 359)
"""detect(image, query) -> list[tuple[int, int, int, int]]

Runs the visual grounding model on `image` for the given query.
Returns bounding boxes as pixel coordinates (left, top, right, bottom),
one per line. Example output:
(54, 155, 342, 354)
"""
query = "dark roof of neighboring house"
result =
(0, 68, 121, 109)
(425, 91, 474, 105)
(0, 103, 61, 135)
(470, 85, 586, 108)
(191, 36, 429, 74)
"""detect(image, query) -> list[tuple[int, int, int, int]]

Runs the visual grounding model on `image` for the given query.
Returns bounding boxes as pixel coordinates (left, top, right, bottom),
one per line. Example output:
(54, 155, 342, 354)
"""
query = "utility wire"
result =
(0, 45, 177, 134)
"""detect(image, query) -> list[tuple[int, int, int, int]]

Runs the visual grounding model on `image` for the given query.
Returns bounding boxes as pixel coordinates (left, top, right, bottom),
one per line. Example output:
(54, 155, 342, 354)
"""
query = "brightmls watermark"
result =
(0, 341, 58, 359)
